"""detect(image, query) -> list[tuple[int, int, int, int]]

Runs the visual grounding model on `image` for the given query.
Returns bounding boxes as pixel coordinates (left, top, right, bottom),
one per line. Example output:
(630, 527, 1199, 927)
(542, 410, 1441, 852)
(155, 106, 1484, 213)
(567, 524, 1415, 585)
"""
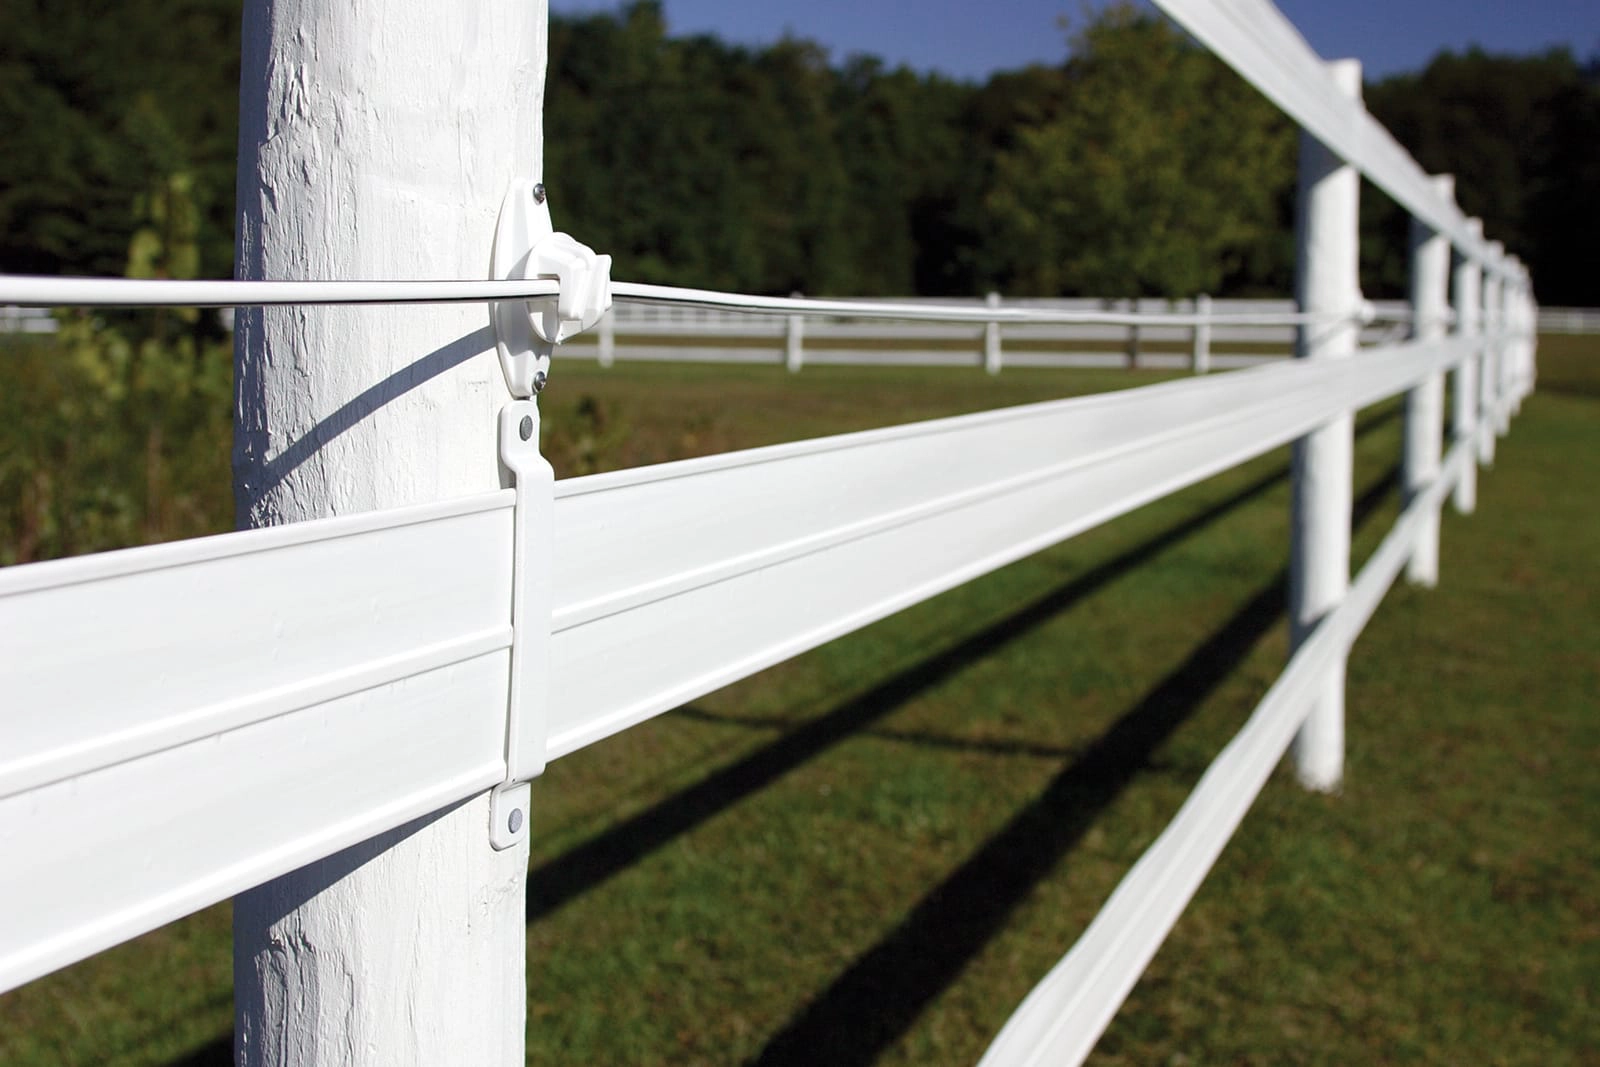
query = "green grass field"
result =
(0, 338, 1594, 1064)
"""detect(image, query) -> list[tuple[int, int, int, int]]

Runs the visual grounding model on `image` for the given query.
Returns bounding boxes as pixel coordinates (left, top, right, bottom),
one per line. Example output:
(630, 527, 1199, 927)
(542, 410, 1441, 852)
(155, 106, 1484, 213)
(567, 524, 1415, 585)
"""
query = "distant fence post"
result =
(1491, 245, 1513, 439)
(1288, 58, 1362, 793)
(1402, 174, 1453, 587)
(1125, 299, 1142, 369)
(787, 292, 805, 373)
(1480, 244, 1504, 465)
(984, 291, 1003, 375)
(1505, 260, 1528, 416)
(598, 306, 616, 368)
(1507, 267, 1526, 409)
(230, 0, 543, 1062)
(1518, 265, 1538, 397)
(1450, 219, 1484, 515)
(1192, 294, 1212, 374)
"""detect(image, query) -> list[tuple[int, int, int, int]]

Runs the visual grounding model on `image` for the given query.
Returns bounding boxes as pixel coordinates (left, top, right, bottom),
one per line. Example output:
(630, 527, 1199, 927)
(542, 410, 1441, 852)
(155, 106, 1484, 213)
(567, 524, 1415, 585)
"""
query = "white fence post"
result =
(1507, 259, 1530, 413)
(1288, 58, 1362, 793)
(598, 306, 616, 368)
(1126, 299, 1142, 369)
(231, 1, 543, 1062)
(1450, 219, 1483, 515)
(786, 292, 805, 373)
(1521, 267, 1538, 395)
(1480, 244, 1504, 464)
(1492, 248, 1513, 438)
(1402, 174, 1452, 587)
(984, 291, 1003, 375)
(1193, 293, 1212, 374)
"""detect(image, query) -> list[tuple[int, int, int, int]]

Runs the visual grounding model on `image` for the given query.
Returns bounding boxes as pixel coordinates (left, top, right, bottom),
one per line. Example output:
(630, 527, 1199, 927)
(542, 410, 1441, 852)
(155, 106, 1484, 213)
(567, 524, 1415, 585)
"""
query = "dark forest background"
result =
(3, 0, 1596, 303)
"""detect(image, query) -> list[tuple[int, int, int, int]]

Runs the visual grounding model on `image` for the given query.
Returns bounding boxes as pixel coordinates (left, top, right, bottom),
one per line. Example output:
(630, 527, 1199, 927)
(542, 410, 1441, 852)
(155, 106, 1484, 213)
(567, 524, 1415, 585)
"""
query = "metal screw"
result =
(532, 370, 548, 394)
(518, 415, 534, 441)
(532, 183, 547, 204)
(508, 808, 523, 835)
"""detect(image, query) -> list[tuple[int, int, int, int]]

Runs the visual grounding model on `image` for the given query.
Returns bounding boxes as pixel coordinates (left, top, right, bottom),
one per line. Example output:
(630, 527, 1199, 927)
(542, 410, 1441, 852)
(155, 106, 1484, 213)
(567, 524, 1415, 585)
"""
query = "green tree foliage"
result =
(0, 0, 1595, 304)
(0, 0, 239, 283)
(0, 320, 233, 563)
(544, 2, 971, 295)
(984, 4, 1295, 298)
(1364, 48, 1600, 304)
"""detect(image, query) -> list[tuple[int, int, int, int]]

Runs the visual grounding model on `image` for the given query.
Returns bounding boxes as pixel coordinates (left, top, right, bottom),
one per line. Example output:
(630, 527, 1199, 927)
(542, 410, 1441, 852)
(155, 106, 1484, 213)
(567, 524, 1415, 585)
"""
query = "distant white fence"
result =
(1537, 306, 1600, 334)
(0, 0, 1544, 1064)
(0, 306, 56, 334)
(570, 296, 1416, 373)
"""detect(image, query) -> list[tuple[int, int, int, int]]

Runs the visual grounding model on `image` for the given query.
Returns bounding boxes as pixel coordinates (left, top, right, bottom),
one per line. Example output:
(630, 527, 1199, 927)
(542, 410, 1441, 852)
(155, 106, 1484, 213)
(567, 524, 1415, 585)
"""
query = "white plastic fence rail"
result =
(978, 440, 1475, 1066)
(0, 331, 1476, 992)
(1156, 0, 1487, 261)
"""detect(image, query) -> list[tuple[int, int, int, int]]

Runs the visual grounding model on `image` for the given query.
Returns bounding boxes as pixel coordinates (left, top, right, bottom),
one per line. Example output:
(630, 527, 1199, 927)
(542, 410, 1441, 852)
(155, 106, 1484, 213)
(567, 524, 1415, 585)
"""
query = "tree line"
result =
(2, 0, 1596, 303)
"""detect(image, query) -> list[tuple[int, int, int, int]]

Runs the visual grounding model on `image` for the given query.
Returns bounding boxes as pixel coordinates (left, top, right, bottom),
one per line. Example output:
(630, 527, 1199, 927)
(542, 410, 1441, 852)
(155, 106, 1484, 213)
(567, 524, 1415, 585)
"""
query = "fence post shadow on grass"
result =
(751, 467, 1399, 1067)
(165, 415, 1399, 1067)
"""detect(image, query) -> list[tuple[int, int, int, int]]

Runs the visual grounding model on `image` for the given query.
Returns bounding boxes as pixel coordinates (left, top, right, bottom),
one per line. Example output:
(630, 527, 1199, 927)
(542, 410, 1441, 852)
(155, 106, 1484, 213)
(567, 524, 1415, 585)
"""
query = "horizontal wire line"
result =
(0, 272, 1382, 327)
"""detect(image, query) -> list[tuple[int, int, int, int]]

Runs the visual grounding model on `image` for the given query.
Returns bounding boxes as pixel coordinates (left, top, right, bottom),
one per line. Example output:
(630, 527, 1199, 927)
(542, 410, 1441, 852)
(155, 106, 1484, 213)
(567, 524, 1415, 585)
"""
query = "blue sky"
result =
(548, 0, 1599, 82)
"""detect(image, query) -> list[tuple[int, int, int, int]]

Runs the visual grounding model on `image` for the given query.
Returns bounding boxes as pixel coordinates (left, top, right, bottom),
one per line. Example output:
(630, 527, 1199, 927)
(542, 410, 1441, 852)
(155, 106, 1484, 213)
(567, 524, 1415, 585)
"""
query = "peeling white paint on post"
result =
(1193, 293, 1213, 374)
(984, 291, 1003, 375)
(1288, 58, 1362, 793)
(231, 1, 544, 1062)
(1402, 174, 1452, 587)
(1450, 219, 1483, 515)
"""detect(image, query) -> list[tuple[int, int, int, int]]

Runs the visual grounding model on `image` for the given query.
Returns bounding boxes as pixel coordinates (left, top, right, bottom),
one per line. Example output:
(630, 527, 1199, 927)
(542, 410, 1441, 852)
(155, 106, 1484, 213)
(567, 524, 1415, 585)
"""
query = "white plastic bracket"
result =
(489, 397, 555, 850)
(490, 179, 614, 398)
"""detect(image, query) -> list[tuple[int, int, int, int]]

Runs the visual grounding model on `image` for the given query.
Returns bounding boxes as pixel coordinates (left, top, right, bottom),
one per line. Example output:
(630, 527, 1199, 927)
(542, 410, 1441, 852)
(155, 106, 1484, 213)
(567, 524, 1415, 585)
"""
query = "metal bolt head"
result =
(532, 183, 547, 204)
(518, 415, 534, 441)
(532, 370, 548, 394)
(508, 808, 524, 835)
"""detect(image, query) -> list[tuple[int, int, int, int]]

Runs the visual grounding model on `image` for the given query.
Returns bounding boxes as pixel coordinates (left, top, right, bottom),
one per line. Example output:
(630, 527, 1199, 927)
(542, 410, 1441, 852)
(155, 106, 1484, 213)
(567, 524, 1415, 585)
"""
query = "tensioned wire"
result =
(0, 273, 1395, 328)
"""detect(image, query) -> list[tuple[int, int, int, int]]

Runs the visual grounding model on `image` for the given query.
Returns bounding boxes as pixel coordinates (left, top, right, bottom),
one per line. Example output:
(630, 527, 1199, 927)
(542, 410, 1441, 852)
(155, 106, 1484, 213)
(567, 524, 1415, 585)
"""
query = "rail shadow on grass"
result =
(751, 468, 1397, 1066)
(523, 470, 1291, 925)
(169, 413, 1398, 1067)
(523, 406, 1399, 926)
(166, 1041, 231, 1066)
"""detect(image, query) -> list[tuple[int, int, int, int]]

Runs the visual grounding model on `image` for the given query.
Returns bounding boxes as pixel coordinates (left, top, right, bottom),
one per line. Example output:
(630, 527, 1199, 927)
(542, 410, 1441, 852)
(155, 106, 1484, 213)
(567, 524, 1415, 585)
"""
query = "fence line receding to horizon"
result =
(0, 0, 1543, 1064)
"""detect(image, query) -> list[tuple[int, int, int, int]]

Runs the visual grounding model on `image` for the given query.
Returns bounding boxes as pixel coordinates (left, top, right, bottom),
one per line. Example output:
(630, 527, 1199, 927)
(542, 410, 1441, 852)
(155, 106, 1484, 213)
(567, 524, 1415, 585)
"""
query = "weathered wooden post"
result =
(1192, 293, 1212, 375)
(1480, 243, 1504, 465)
(1288, 58, 1362, 793)
(984, 291, 1003, 375)
(1450, 219, 1484, 515)
(231, 1, 545, 1061)
(1402, 174, 1452, 587)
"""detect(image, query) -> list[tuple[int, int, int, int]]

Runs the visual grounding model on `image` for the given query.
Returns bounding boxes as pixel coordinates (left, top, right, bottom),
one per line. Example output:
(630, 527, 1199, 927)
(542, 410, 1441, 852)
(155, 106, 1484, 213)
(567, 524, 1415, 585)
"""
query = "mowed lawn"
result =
(0, 341, 1594, 1065)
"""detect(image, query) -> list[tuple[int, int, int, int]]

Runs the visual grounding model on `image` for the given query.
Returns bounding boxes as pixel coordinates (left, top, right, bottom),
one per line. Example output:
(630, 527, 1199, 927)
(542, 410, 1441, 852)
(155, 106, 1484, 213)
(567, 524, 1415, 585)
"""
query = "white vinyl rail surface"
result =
(0, 0, 1543, 1062)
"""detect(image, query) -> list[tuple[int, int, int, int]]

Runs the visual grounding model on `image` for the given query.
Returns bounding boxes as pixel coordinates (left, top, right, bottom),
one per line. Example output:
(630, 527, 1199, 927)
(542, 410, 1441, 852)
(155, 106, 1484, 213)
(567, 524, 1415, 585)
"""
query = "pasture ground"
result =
(0, 336, 1594, 1065)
